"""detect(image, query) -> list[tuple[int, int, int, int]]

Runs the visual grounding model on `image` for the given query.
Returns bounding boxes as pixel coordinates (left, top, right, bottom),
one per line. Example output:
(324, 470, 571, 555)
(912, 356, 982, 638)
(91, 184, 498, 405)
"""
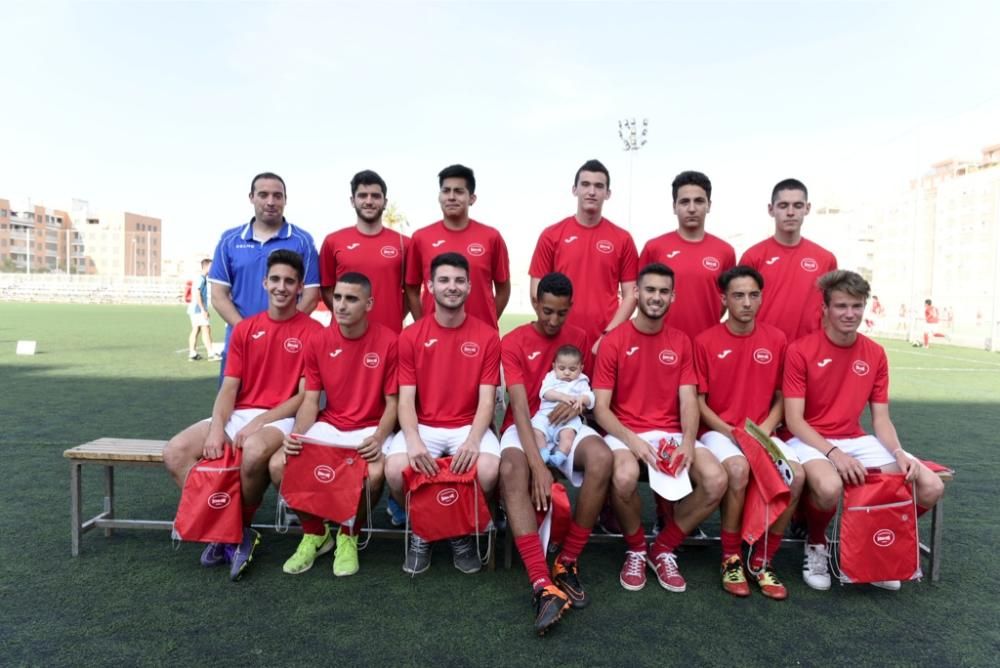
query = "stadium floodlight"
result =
(618, 118, 649, 226)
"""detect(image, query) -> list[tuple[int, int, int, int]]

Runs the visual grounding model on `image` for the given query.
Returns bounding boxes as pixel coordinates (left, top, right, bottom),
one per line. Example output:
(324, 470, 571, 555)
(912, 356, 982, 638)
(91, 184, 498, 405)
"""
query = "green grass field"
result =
(2, 302, 999, 667)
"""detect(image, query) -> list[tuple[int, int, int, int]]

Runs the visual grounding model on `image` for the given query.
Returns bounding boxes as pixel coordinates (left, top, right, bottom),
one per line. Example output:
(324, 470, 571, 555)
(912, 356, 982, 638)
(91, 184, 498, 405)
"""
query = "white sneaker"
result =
(802, 543, 831, 590)
(872, 580, 901, 591)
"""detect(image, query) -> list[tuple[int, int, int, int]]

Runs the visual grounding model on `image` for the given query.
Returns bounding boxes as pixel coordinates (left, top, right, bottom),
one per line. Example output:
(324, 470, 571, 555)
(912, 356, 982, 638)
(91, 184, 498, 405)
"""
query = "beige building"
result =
(0, 199, 84, 273)
(72, 200, 163, 276)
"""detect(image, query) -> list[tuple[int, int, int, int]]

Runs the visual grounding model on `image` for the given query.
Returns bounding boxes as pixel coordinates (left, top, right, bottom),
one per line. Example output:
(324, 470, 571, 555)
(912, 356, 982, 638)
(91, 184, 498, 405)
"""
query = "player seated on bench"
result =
(269, 272, 398, 577)
(163, 250, 322, 581)
(384, 252, 502, 575)
(783, 269, 945, 592)
(693, 265, 804, 599)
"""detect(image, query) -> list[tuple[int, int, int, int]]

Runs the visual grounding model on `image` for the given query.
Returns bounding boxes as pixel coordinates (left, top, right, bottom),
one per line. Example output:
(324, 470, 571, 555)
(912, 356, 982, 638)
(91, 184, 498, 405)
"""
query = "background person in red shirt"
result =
(164, 250, 322, 581)
(270, 272, 399, 578)
(922, 298, 941, 348)
(639, 170, 735, 340)
(593, 263, 725, 595)
(740, 179, 837, 342)
(404, 164, 510, 329)
(386, 252, 502, 576)
(694, 265, 803, 599)
(499, 272, 613, 634)
(784, 270, 945, 592)
(529, 159, 638, 350)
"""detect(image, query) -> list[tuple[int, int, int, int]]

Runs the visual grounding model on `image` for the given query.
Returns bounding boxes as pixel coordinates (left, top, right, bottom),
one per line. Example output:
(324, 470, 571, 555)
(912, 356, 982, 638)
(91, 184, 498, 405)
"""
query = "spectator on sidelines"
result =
(187, 258, 219, 361)
(164, 250, 322, 581)
(208, 172, 321, 379)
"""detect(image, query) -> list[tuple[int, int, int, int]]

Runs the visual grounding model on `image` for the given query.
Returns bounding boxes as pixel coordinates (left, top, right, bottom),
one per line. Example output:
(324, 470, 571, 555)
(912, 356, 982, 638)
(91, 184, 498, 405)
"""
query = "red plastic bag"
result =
(403, 457, 492, 542)
(838, 472, 921, 584)
(733, 428, 791, 545)
(173, 446, 243, 544)
(535, 482, 571, 554)
(281, 442, 368, 524)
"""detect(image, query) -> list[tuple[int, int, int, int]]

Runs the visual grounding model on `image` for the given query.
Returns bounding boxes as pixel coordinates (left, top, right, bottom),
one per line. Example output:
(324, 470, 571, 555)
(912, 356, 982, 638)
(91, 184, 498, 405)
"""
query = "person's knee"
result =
(499, 452, 528, 493)
(267, 451, 285, 486)
(789, 464, 805, 501)
(919, 472, 945, 507)
(384, 454, 406, 491)
(808, 469, 843, 508)
(477, 455, 500, 492)
(611, 454, 639, 497)
(581, 440, 613, 483)
(699, 461, 728, 504)
(163, 433, 197, 477)
(723, 457, 749, 493)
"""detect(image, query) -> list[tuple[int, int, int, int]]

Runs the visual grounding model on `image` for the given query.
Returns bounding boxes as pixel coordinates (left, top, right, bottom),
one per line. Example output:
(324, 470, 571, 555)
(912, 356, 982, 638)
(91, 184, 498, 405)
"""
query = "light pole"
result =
(618, 117, 649, 226)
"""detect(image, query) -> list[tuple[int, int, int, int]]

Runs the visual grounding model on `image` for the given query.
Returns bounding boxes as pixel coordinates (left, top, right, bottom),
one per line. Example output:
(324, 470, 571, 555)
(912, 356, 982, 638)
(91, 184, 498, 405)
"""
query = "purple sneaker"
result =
(199, 542, 231, 567)
(229, 528, 261, 582)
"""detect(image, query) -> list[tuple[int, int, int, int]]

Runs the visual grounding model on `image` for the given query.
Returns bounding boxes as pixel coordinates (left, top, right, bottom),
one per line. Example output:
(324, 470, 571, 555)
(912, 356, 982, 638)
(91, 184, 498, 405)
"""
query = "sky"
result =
(3, 0, 1000, 282)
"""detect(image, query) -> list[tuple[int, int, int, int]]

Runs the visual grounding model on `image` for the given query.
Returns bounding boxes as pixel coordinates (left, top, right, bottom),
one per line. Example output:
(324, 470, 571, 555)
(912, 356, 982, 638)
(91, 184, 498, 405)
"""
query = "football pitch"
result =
(2, 302, 998, 667)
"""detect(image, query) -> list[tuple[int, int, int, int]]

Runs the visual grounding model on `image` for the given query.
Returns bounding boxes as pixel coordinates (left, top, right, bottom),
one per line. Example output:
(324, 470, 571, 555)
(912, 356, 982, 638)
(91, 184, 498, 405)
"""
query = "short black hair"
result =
(638, 262, 675, 285)
(350, 170, 387, 197)
(337, 271, 372, 296)
(438, 164, 476, 194)
(266, 249, 303, 281)
(200, 258, 211, 268)
(671, 170, 711, 203)
(250, 172, 286, 196)
(718, 265, 764, 292)
(537, 272, 573, 301)
(574, 159, 610, 188)
(555, 344, 583, 363)
(430, 252, 469, 279)
(771, 178, 808, 203)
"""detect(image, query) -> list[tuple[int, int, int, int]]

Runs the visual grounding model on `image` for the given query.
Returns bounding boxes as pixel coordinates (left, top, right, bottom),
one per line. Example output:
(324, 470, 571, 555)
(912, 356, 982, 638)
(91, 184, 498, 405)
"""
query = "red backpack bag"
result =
(173, 445, 243, 544)
(280, 441, 368, 525)
(402, 457, 493, 542)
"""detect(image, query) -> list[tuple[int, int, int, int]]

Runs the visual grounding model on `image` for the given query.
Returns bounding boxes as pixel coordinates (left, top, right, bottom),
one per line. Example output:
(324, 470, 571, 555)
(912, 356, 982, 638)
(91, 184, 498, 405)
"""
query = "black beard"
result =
(355, 206, 385, 223)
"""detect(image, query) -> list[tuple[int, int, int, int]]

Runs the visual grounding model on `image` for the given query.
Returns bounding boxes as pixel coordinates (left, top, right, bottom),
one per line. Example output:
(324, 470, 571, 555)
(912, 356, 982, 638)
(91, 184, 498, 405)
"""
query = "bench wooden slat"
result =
(64, 438, 167, 462)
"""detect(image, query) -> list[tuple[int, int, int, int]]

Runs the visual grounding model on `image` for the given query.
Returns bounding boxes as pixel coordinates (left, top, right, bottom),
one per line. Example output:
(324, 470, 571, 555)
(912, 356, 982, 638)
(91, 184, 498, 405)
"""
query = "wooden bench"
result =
(64, 437, 496, 570)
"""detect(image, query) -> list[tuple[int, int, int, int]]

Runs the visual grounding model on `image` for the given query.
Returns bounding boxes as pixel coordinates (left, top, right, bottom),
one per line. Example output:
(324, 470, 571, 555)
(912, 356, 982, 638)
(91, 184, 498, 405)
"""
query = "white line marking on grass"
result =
(893, 348, 1000, 367)
(894, 367, 1000, 372)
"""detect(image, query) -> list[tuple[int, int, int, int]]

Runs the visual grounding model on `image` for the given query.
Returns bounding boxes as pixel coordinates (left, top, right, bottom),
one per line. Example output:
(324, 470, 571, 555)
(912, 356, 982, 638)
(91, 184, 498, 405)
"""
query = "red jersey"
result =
(404, 220, 510, 329)
(924, 305, 939, 324)
(739, 236, 837, 342)
(592, 321, 696, 432)
(782, 329, 889, 439)
(694, 322, 787, 435)
(639, 231, 735, 339)
(499, 322, 591, 432)
(319, 226, 409, 333)
(398, 314, 501, 428)
(225, 311, 322, 410)
(529, 216, 638, 342)
(304, 322, 398, 430)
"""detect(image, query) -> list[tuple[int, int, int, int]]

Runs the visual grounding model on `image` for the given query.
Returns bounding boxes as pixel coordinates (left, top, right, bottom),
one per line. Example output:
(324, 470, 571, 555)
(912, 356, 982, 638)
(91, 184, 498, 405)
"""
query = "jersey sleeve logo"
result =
(313, 465, 336, 483)
(753, 348, 773, 364)
(800, 258, 819, 272)
(380, 245, 400, 258)
(431, 240, 446, 248)
(363, 352, 381, 368)
(283, 337, 303, 353)
(852, 360, 870, 376)
(595, 240, 615, 254)
(329, 348, 343, 358)
(625, 346, 640, 356)
(658, 350, 678, 365)
(460, 341, 481, 357)
(251, 330, 266, 340)
(817, 358, 833, 368)
(467, 242, 486, 257)
(702, 256, 720, 271)
(666, 250, 681, 259)
(346, 243, 361, 250)
(717, 349, 733, 359)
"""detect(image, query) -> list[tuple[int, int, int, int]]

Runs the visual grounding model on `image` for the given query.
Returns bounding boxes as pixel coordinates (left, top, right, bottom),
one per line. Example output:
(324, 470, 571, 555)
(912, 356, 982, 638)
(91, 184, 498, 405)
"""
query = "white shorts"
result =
(530, 412, 584, 446)
(699, 430, 799, 464)
(303, 421, 394, 454)
(203, 408, 294, 441)
(189, 312, 210, 327)
(387, 424, 501, 459)
(605, 430, 709, 455)
(786, 434, 902, 468)
(500, 423, 601, 488)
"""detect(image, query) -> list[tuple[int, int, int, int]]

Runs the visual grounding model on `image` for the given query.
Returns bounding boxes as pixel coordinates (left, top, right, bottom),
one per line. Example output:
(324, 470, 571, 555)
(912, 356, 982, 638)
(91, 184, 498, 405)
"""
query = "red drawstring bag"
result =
(280, 442, 368, 525)
(733, 426, 791, 545)
(836, 472, 921, 584)
(403, 457, 492, 542)
(535, 482, 572, 554)
(173, 445, 243, 544)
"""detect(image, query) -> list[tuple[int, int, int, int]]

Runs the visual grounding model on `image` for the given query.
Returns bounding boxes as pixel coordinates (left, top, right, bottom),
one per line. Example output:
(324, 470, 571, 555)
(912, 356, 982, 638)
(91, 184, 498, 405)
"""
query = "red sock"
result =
(805, 496, 836, 545)
(558, 522, 592, 564)
(298, 512, 326, 536)
(241, 503, 260, 527)
(751, 532, 784, 569)
(515, 533, 552, 590)
(721, 529, 741, 558)
(623, 527, 647, 553)
(652, 520, 687, 557)
(341, 520, 362, 537)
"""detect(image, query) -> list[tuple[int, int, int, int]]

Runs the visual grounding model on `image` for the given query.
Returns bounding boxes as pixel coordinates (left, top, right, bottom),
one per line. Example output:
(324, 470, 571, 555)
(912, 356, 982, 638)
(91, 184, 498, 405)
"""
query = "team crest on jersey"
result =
(460, 341, 481, 357)
(437, 488, 459, 506)
(467, 242, 486, 257)
(595, 240, 615, 254)
(363, 352, 381, 368)
(658, 349, 678, 366)
(283, 337, 303, 353)
(314, 465, 336, 484)
(852, 360, 870, 376)
(702, 256, 720, 271)
(381, 245, 399, 259)
(207, 492, 231, 509)
(800, 257, 819, 272)
(753, 348, 773, 364)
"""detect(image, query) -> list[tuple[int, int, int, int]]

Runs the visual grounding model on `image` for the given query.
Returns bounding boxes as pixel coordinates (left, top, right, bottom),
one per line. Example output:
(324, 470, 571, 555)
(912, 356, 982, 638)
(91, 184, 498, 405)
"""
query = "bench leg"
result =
(930, 499, 943, 582)
(70, 462, 82, 556)
(103, 465, 115, 538)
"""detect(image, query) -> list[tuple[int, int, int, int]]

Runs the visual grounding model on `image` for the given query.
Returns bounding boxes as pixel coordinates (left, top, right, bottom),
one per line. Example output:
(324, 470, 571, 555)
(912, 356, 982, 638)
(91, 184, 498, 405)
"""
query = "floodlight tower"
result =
(618, 117, 649, 226)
